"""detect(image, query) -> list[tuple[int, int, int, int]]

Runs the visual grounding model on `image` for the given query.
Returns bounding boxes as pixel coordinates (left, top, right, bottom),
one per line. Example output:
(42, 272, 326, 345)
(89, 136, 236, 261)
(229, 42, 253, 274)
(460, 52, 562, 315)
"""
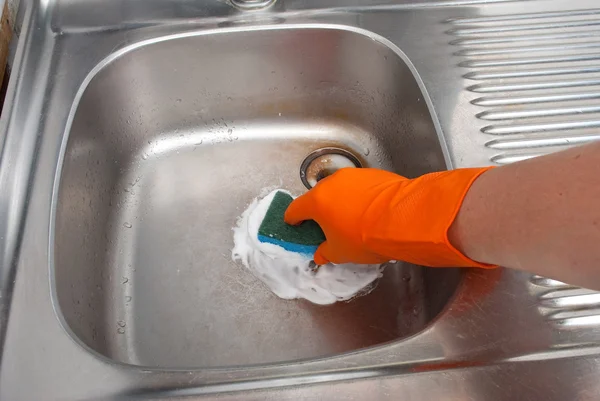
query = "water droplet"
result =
(117, 328, 125, 334)
(364, 148, 370, 156)
(125, 296, 132, 302)
(227, 128, 233, 135)
(142, 154, 148, 160)
(123, 222, 132, 228)
(121, 277, 129, 284)
(176, 98, 182, 103)
(117, 320, 126, 327)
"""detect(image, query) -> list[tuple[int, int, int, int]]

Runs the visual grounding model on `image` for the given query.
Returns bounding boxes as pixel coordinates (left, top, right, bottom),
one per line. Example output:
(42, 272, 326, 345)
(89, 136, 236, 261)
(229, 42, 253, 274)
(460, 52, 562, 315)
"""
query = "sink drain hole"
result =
(300, 148, 362, 189)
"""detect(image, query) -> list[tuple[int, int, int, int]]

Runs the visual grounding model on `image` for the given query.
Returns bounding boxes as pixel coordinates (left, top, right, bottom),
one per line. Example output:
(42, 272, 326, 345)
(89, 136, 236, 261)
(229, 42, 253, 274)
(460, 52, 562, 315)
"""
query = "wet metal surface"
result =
(3, 0, 600, 400)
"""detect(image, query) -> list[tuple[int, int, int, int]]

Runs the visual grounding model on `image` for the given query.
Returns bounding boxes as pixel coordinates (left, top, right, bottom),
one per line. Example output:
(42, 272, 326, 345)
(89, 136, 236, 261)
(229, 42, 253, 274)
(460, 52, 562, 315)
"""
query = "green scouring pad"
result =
(257, 191, 326, 256)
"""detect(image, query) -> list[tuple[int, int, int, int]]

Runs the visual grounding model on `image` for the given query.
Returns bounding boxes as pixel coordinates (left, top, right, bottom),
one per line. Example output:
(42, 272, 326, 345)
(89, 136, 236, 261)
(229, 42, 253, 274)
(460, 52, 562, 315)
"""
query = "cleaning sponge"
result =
(257, 191, 325, 256)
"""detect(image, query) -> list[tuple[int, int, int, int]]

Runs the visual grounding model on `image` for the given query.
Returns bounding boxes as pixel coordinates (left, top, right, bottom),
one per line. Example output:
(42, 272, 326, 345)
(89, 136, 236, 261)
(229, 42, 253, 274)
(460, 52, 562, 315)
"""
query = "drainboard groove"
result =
(481, 119, 600, 135)
(464, 66, 600, 80)
(447, 19, 600, 36)
(530, 275, 572, 288)
(477, 105, 600, 121)
(485, 132, 600, 150)
(461, 53, 600, 68)
(445, 9, 600, 26)
(530, 275, 600, 327)
(472, 92, 600, 106)
(466, 78, 600, 93)
(451, 30, 600, 47)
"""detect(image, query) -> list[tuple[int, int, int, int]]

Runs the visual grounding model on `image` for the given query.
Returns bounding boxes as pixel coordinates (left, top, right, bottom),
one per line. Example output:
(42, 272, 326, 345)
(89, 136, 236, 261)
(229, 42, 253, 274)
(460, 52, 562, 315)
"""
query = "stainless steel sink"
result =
(55, 26, 460, 368)
(4, 0, 600, 400)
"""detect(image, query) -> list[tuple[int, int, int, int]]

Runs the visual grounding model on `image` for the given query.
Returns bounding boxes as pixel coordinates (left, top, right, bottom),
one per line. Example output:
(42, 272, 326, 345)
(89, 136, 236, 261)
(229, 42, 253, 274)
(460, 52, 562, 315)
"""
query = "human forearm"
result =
(449, 142, 600, 288)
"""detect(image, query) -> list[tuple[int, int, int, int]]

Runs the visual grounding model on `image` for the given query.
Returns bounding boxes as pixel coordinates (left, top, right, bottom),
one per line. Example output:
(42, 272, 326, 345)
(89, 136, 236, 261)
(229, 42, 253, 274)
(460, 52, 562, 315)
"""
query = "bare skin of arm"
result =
(449, 141, 600, 289)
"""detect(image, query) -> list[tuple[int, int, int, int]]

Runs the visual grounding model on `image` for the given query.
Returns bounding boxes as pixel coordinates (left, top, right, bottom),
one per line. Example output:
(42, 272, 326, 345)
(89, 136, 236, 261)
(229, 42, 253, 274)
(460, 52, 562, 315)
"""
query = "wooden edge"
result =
(0, 1, 12, 91)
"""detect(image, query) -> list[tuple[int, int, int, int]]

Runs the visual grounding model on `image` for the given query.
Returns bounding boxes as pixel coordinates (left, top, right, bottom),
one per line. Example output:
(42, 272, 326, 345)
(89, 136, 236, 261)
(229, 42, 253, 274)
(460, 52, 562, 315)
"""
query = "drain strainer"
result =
(300, 147, 362, 189)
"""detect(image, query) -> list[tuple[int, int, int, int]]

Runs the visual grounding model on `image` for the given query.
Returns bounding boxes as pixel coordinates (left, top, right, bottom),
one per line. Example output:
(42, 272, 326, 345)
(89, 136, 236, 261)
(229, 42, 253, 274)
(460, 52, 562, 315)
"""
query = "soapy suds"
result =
(232, 189, 384, 305)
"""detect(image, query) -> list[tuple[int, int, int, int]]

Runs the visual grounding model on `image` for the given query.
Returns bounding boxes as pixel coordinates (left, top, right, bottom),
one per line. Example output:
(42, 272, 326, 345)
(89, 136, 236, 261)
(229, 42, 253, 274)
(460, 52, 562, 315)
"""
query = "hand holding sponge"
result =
(284, 167, 495, 268)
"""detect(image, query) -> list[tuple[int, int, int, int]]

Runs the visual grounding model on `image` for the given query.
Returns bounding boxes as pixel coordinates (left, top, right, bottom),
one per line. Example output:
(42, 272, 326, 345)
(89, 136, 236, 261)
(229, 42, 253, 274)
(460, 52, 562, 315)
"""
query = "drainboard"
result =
(54, 27, 460, 368)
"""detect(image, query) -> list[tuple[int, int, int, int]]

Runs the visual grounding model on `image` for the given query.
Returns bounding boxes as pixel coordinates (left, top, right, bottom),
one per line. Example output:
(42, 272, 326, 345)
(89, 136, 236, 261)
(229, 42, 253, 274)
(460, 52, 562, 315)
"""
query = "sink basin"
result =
(53, 26, 460, 369)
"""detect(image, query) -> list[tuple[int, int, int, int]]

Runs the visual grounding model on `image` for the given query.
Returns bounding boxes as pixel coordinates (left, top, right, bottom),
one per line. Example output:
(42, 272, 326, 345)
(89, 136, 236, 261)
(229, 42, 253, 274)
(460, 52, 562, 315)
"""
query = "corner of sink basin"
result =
(52, 24, 462, 369)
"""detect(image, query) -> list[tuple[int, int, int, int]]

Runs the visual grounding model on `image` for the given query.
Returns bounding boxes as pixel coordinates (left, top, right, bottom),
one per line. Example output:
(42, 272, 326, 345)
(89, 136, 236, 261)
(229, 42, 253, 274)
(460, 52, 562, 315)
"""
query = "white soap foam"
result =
(232, 189, 384, 305)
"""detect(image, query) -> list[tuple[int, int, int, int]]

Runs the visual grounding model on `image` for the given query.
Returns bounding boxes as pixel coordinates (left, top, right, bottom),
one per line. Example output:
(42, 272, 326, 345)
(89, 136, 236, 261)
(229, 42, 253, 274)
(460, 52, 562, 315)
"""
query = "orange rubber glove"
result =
(284, 167, 496, 268)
